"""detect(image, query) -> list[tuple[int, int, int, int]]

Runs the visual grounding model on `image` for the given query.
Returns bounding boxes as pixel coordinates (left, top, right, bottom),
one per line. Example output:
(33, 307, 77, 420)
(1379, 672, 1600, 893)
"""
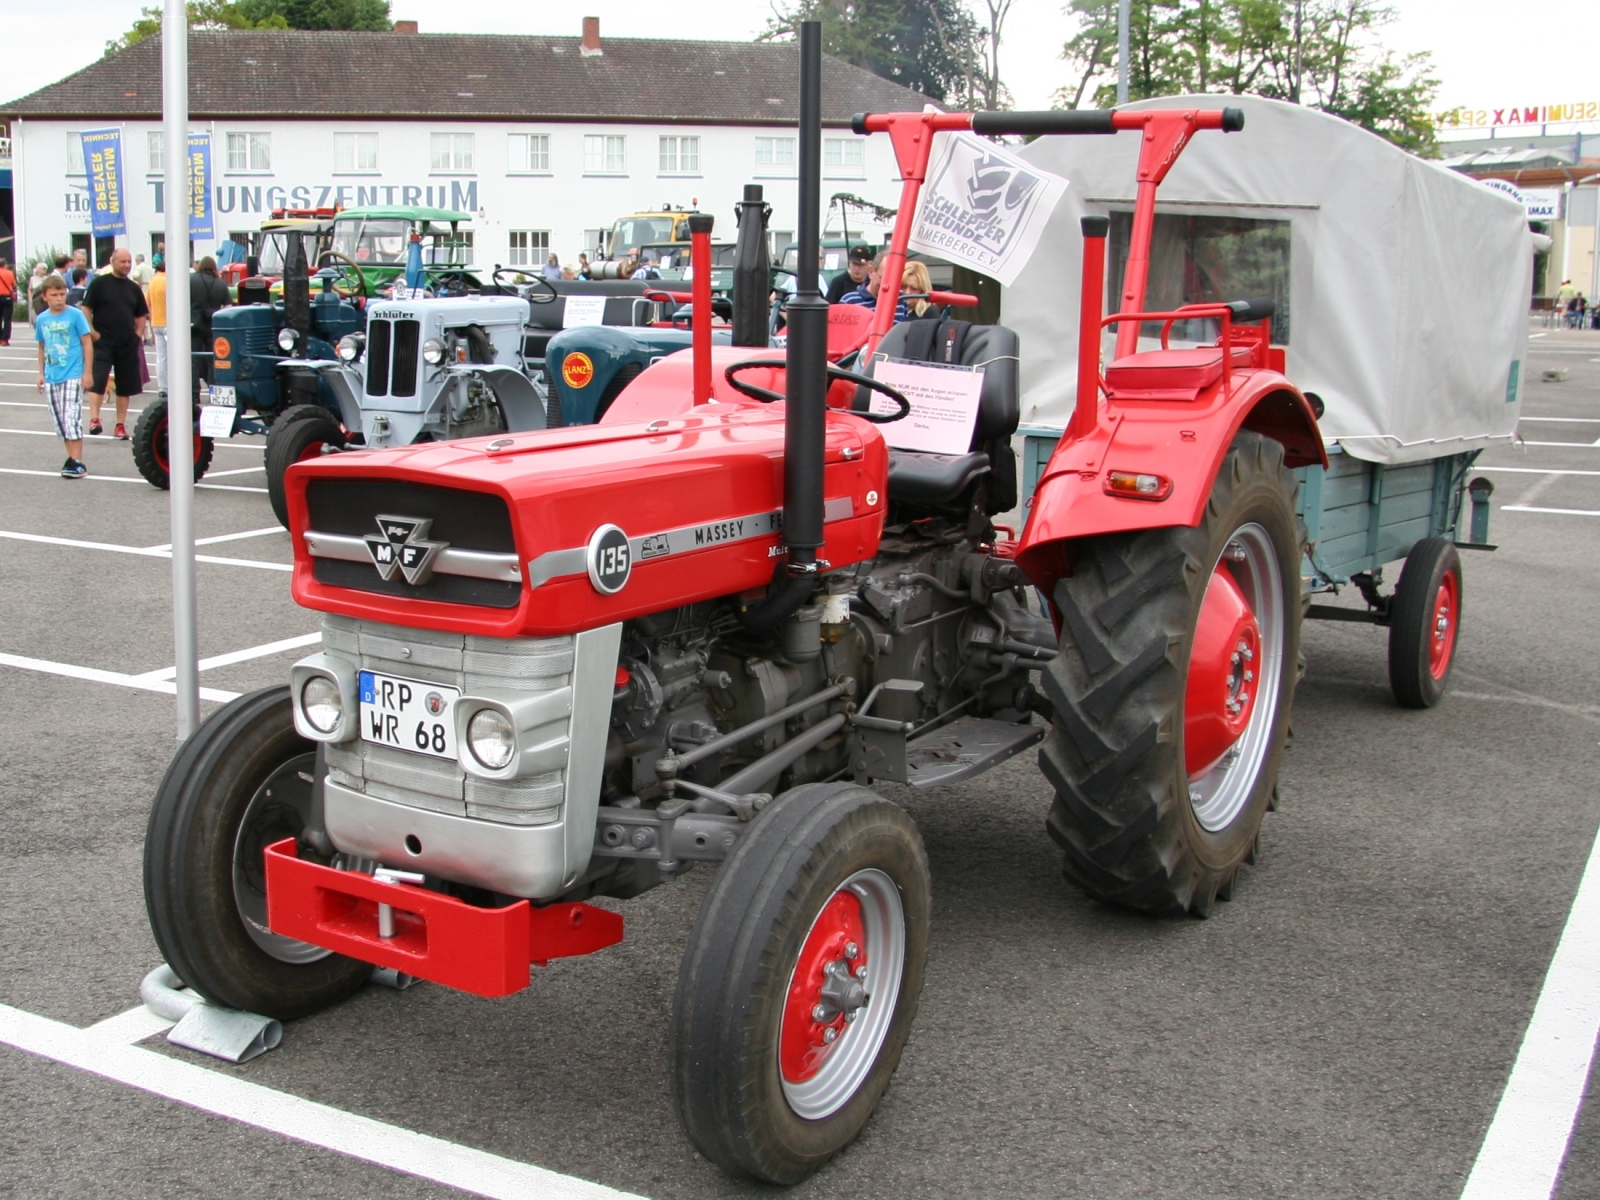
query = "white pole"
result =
(1116, 0, 1130, 106)
(163, 1, 199, 742)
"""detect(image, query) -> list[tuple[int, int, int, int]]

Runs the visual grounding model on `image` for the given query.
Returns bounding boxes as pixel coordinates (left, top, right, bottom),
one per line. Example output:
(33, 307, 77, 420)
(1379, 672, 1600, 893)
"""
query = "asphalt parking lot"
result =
(2, 323, 1600, 1199)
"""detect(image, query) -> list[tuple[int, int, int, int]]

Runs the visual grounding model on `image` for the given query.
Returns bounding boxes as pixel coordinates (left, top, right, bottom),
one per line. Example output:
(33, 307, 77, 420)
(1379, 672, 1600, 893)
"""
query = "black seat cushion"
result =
(853, 318, 1022, 510)
(887, 451, 992, 505)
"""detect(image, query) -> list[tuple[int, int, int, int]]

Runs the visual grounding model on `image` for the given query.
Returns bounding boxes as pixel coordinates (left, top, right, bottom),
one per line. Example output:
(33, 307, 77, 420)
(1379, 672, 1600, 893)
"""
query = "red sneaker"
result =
(114, 423, 129, 440)
(89, 420, 103, 436)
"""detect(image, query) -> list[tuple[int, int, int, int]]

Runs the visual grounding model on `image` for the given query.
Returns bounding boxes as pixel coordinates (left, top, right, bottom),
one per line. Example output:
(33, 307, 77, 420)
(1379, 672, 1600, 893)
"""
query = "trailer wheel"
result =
(1039, 430, 1302, 916)
(131, 398, 214, 490)
(143, 686, 370, 1020)
(671, 782, 930, 1184)
(265, 409, 345, 527)
(1387, 537, 1462, 709)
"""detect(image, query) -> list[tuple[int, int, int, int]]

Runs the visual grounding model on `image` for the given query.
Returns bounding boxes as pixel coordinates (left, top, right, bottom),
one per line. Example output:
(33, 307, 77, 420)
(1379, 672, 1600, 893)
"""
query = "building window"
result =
(755, 137, 796, 170)
(148, 131, 164, 174)
(508, 229, 550, 268)
(429, 229, 474, 265)
(584, 135, 626, 174)
(430, 133, 474, 172)
(226, 132, 270, 171)
(508, 133, 550, 173)
(659, 135, 700, 174)
(226, 132, 271, 171)
(334, 132, 378, 172)
(66, 131, 84, 173)
(584, 228, 607, 256)
(823, 137, 864, 174)
(770, 230, 793, 260)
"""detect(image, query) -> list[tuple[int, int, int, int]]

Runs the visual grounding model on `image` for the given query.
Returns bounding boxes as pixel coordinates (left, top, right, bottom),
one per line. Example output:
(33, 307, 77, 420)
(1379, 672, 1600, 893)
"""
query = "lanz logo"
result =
(363, 514, 449, 586)
(563, 352, 595, 389)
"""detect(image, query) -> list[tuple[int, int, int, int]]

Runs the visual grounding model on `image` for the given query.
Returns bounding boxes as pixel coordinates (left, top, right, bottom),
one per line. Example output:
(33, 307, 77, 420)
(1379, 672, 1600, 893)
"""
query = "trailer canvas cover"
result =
(1005, 94, 1532, 465)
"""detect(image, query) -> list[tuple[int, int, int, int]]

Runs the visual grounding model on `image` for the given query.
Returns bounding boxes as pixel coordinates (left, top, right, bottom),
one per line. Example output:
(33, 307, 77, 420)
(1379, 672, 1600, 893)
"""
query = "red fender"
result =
(1016, 369, 1325, 601)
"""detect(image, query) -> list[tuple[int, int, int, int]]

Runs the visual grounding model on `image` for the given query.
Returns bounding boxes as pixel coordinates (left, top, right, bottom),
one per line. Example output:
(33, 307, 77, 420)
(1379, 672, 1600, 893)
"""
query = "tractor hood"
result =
(286, 404, 889, 638)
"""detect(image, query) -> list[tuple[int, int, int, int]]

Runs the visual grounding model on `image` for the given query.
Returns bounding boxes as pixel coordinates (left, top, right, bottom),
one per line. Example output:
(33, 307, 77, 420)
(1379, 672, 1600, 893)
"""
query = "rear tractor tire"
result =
(671, 782, 930, 1184)
(265, 407, 345, 527)
(1039, 431, 1303, 916)
(131, 398, 215, 490)
(1387, 536, 1462, 709)
(143, 686, 371, 1020)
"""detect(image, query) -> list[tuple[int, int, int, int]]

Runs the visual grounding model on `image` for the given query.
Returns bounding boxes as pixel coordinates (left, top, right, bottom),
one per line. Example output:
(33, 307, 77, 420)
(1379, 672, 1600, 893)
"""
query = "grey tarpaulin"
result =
(1004, 94, 1533, 465)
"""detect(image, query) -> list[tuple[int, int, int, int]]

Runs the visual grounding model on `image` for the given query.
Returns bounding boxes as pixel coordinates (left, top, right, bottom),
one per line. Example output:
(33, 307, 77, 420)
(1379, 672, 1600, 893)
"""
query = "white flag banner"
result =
(906, 132, 1069, 288)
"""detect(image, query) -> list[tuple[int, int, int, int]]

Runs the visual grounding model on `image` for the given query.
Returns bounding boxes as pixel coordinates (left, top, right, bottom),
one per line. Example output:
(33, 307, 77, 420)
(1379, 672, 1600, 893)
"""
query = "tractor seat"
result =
(853, 318, 1021, 510)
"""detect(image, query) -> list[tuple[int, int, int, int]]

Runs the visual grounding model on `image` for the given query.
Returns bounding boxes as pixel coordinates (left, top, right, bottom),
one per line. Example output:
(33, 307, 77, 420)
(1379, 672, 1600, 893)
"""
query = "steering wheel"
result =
(427, 269, 477, 297)
(314, 250, 367, 298)
(723, 360, 911, 423)
(493, 265, 557, 304)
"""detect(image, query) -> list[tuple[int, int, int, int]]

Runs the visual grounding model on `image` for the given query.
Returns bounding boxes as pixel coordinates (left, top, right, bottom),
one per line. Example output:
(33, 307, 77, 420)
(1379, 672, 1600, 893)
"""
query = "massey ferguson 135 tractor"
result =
(145, 25, 1327, 1184)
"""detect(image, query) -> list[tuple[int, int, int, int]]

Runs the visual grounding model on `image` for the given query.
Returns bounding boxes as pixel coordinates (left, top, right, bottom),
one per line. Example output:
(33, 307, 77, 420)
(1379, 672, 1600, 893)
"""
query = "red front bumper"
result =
(263, 839, 623, 998)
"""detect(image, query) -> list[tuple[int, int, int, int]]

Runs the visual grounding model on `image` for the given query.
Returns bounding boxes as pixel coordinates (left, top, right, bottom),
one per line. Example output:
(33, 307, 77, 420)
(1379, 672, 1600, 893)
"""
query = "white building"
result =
(1, 20, 928, 271)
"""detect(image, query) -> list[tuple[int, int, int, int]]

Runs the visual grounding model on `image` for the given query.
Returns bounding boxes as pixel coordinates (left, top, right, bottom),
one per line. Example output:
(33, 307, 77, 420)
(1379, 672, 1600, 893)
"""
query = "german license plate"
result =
(359, 671, 459, 760)
(208, 384, 236, 405)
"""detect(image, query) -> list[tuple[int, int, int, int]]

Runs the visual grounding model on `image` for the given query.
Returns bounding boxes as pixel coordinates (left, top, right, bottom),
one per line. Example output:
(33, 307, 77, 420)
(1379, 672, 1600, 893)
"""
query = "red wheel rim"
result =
(150, 417, 203, 476)
(780, 890, 866, 1085)
(1184, 567, 1262, 776)
(1428, 572, 1458, 680)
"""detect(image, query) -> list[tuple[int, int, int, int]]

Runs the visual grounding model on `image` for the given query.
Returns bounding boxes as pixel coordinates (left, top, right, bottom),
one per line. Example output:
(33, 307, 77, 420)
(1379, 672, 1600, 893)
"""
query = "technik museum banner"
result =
(79, 128, 128, 238)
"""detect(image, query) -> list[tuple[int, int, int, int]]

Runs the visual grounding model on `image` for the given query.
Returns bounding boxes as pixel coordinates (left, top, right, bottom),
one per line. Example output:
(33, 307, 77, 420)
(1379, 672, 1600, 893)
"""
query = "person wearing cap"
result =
(826, 245, 874, 304)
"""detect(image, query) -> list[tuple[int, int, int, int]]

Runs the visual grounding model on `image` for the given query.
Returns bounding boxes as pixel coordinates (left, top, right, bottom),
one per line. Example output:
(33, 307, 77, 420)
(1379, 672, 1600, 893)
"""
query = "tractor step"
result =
(903, 716, 1045, 789)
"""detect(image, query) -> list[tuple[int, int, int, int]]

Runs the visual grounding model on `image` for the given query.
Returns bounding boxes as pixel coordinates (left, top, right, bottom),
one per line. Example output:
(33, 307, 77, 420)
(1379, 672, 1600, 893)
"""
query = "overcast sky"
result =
(6, 0, 1597, 136)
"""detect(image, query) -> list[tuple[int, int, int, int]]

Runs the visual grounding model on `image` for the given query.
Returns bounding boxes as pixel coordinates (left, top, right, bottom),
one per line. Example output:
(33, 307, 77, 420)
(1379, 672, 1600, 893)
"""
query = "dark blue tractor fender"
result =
(211, 291, 363, 431)
(544, 324, 734, 426)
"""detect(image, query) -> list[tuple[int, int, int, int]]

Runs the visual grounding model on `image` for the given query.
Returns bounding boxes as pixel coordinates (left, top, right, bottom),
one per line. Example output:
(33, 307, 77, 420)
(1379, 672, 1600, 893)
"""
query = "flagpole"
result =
(163, 0, 199, 741)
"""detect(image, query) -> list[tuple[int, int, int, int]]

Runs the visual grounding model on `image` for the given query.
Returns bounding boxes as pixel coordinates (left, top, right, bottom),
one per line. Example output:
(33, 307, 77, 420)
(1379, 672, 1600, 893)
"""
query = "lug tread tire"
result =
(1039, 432, 1303, 916)
(265, 410, 344, 528)
(671, 782, 930, 1185)
(131, 398, 215, 490)
(143, 686, 369, 1020)
(1387, 536, 1462, 709)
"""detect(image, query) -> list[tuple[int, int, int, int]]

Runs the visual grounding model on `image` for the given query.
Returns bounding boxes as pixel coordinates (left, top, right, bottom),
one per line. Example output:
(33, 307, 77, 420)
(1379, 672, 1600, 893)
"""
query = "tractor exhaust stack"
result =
(739, 20, 826, 631)
(1068, 215, 1109, 442)
(688, 213, 715, 403)
(731, 184, 771, 347)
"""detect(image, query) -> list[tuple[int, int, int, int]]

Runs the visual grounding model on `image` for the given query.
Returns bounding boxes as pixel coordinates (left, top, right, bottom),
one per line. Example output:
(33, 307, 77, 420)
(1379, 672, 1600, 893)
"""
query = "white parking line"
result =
(0, 652, 240, 702)
(0, 467, 268, 493)
(0, 1002, 645, 1200)
(0, 529, 291, 571)
(1460, 824, 1600, 1200)
(0, 400, 148, 415)
(1519, 417, 1600, 423)
(1502, 505, 1600, 517)
(0, 428, 263, 451)
(131, 632, 320, 682)
(146, 525, 284, 551)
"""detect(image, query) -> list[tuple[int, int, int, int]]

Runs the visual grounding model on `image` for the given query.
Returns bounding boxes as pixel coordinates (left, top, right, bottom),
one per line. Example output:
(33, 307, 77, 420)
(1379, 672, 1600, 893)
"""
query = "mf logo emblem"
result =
(364, 514, 449, 586)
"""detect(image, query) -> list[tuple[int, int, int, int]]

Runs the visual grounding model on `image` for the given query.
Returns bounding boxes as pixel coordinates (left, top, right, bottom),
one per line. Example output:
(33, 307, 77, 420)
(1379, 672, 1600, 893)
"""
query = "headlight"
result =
(466, 708, 515, 770)
(301, 676, 343, 734)
(277, 326, 301, 352)
(336, 334, 364, 362)
(421, 338, 445, 365)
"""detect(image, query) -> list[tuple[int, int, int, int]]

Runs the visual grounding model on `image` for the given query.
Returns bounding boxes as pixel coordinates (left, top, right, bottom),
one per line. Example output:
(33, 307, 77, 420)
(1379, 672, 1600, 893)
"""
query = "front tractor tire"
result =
(143, 686, 371, 1020)
(1040, 431, 1303, 916)
(131, 398, 215, 490)
(671, 782, 931, 1185)
(265, 407, 345, 528)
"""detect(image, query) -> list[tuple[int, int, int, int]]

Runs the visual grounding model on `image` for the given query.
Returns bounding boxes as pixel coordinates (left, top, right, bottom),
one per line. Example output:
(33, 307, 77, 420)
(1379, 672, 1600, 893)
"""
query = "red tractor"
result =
(145, 24, 1320, 1185)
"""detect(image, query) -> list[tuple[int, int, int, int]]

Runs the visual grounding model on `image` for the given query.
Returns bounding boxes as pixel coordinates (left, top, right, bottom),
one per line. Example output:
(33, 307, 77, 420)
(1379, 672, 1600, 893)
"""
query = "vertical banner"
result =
(186, 132, 214, 239)
(79, 128, 127, 237)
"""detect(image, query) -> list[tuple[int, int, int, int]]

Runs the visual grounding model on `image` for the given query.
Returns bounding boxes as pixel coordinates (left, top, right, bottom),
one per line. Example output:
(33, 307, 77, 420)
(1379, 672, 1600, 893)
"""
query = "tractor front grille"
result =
(304, 478, 521, 608)
(362, 317, 421, 399)
(321, 615, 573, 826)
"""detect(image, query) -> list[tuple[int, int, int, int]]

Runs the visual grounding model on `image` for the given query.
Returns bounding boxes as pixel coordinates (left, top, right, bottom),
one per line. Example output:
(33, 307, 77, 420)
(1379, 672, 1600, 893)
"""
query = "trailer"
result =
(1009, 94, 1531, 707)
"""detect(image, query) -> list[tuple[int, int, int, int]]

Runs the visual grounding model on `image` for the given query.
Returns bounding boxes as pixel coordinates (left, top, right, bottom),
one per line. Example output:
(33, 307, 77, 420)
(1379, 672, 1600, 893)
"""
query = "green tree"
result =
(763, 0, 989, 106)
(1054, 0, 1439, 154)
(107, 0, 389, 55)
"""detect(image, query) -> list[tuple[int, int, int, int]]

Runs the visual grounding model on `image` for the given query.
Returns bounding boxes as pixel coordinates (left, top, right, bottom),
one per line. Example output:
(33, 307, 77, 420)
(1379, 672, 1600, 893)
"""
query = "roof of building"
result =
(0, 30, 935, 124)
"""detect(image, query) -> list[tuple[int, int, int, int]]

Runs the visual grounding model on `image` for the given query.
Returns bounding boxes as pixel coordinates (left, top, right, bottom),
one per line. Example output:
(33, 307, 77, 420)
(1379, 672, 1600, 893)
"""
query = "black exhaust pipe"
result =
(281, 230, 311, 351)
(739, 20, 826, 631)
(731, 184, 771, 347)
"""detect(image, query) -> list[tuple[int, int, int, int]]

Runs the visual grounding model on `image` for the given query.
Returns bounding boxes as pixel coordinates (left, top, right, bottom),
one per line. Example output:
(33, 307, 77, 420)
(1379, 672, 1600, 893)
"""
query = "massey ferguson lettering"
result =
(696, 519, 747, 546)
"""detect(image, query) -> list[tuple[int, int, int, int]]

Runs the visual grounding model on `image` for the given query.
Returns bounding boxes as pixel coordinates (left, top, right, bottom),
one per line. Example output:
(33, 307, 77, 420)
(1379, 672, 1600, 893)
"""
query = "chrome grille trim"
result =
(305, 532, 521, 583)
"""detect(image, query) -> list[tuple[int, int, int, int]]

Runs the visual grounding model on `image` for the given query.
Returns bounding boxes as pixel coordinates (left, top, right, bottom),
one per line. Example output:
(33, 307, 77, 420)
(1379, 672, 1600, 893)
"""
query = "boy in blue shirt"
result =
(34, 274, 94, 477)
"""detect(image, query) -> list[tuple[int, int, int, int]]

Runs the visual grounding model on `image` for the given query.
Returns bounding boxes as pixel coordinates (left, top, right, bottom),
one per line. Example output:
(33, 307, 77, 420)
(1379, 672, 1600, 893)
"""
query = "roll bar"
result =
(850, 105, 1245, 358)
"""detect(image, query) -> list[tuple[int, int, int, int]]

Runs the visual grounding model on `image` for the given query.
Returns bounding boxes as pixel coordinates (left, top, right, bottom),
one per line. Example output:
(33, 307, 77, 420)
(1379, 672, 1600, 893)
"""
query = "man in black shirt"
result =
(825, 245, 874, 304)
(82, 248, 148, 439)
